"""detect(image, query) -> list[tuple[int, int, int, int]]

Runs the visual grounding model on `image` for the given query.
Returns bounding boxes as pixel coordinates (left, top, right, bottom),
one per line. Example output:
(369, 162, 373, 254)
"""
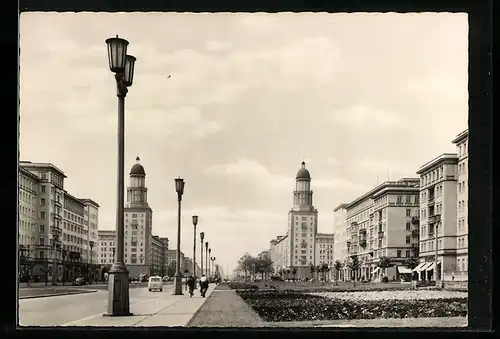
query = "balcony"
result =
(429, 215, 436, 224)
(411, 229, 419, 237)
(52, 213, 62, 220)
(427, 197, 435, 206)
(411, 216, 420, 224)
(351, 221, 358, 227)
(359, 228, 367, 235)
(378, 231, 384, 238)
(411, 243, 419, 248)
(54, 200, 62, 207)
(435, 214, 441, 222)
(428, 231, 435, 238)
(359, 239, 367, 247)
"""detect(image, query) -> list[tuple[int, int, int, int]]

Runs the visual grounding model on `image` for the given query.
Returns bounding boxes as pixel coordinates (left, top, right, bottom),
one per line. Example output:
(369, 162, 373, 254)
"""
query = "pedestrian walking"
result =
(187, 275, 195, 298)
(199, 275, 208, 298)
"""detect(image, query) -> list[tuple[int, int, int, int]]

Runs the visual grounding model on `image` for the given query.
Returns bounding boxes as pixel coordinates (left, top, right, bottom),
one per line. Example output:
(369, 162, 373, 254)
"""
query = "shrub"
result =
(228, 282, 259, 290)
(382, 276, 389, 283)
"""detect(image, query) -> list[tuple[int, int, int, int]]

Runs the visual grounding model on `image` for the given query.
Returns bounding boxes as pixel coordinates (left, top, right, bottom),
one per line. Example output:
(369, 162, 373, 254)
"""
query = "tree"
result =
(348, 255, 360, 287)
(320, 263, 330, 282)
(291, 267, 297, 281)
(404, 257, 419, 281)
(237, 253, 254, 281)
(309, 263, 316, 280)
(377, 256, 393, 280)
(334, 260, 342, 285)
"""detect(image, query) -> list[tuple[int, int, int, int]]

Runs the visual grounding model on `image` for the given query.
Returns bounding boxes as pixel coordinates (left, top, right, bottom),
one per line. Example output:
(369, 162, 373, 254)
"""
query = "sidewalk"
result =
(61, 284, 216, 327)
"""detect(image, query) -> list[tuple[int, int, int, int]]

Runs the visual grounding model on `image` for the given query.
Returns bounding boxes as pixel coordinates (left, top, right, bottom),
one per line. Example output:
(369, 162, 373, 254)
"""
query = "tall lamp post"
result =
(89, 241, 94, 283)
(173, 177, 185, 295)
(200, 232, 205, 277)
(205, 242, 209, 278)
(435, 222, 441, 288)
(192, 215, 198, 289)
(104, 35, 136, 317)
(211, 256, 216, 279)
(208, 248, 212, 278)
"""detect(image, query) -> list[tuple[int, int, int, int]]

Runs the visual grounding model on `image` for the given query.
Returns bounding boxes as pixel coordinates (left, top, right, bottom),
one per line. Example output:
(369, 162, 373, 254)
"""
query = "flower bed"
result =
(236, 290, 467, 322)
(310, 290, 468, 301)
(228, 282, 259, 290)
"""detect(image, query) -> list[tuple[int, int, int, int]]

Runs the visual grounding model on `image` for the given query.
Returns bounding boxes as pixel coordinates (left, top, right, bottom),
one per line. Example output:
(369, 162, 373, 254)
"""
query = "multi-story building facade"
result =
(273, 235, 288, 274)
(151, 235, 167, 276)
(124, 157, 154, 278)
(342, 178, 420, 282)
(80, 199, 99, 265)
(257, 251, 270, 260)
(333, 204, 348, 280)
(415, 153, 458, 282)
(452, 130, 469, 281)
(18, 161, 99, 283)
(315, 233, 335, 280)
(97, 230, 116, 267)
(166, 249, 185, 274)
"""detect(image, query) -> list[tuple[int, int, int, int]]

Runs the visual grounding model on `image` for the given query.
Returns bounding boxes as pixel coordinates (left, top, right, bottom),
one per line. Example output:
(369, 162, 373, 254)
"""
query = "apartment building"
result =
(415, 153, 458, 282)
(342, 178, 420, 282)
(166, 249, 185, 273)
(97, 230, 116, 267)
(80, 199, 99, 265)
(151, 235, 168, 276)
(18, 161, 99, 283)
(333, 204, 348, 280)
(452, 130, 469, 281)
(273, 235, 289, 273)
(315, 233, 335, 280)
(257, 251, 270, 260)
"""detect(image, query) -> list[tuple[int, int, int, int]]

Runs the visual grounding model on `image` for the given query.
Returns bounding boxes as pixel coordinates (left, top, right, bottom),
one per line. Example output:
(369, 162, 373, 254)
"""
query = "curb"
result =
(19, 290, 97, 300)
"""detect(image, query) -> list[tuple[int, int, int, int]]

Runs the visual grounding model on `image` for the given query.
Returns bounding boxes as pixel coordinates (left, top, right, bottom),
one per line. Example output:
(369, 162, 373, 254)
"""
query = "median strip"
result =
(19, 289, 97, 300)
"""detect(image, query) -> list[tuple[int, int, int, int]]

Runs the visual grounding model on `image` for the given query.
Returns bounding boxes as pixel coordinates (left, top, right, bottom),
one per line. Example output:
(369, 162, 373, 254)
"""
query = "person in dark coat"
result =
(199, 275, 208, 297)
(186, 275, 196, 298)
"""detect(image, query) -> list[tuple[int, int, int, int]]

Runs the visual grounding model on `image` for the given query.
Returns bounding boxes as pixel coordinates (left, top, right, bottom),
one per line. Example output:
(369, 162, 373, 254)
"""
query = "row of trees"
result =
(237, 253, 274, 281)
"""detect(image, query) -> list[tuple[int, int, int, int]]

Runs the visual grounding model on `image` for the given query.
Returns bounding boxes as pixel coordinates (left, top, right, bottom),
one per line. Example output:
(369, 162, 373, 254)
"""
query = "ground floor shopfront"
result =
(20, 258, 101, 284)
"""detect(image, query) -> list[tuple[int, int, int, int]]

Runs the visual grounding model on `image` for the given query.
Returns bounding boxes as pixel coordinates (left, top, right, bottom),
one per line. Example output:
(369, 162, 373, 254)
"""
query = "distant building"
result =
(18, 161, 99, 284)
(257, 251, 270, 260)
(416, 153, 458, 282)
(333, 204, 348, 280)
(269, 161, 334, 280)
(451, 130, 469, 281)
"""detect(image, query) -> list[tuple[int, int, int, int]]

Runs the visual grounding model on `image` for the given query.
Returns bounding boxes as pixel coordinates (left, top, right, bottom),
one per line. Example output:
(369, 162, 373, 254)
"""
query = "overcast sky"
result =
(20, 12, 468, 274)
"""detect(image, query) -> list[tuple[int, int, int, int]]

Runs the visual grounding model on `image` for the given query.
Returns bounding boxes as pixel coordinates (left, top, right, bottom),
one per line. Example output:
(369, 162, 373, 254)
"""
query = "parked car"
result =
(73, 277, 86, 286)
(148, 276, 163, 292)
(162, 276, 169, 282)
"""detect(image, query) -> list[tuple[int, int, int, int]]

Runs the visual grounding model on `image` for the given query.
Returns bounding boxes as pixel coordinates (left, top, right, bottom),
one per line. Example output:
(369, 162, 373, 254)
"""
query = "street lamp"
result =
(173, 177, 185, 295)
(205, 242, 209, 278)
(105, 35, 136, 316)
(192, 215, 198, 289)
(200, 232, 205, 278)
(208, 248, 212, 278)
(62, 249, 67, 285)
(211, 256, 216, 279)
(89, 241, 95, 283)
(140, 254, 144, 275)
(435, 222, 441, 288)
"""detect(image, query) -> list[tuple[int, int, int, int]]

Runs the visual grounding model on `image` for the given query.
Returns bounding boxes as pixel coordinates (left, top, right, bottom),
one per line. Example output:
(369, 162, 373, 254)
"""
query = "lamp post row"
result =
(104, 35, 216, 313)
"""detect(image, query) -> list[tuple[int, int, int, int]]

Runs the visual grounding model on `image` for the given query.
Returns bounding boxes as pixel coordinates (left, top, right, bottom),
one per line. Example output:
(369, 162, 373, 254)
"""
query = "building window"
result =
(41, 198, 45, 206)
(406, 196, 411, 203)
(40, 225, 45, 233)
(397, 196, 402, 203)
(406, 209, 411, 217)
(406, 236, 410, 244)
(40, 212, 45, 220)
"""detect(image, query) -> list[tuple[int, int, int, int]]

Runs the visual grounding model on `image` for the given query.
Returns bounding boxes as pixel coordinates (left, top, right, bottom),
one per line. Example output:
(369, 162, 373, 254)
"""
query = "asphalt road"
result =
(19, 285, 174, 326)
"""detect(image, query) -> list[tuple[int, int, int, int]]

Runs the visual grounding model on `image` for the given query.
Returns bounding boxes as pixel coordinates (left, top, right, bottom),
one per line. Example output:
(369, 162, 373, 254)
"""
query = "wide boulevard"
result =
(19, 284, 178, 326)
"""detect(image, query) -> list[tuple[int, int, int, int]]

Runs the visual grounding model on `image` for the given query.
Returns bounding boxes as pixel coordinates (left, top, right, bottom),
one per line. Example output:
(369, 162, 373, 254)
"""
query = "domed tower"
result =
(287, 160, 318, 280)
(127, 156, 149, 208)
(293, 161, 314, 209)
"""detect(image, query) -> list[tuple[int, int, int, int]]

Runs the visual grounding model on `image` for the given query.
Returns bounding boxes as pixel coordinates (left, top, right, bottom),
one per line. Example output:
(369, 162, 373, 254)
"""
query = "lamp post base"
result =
(172, 275, 183, 295)
(105, 262, 133, 316)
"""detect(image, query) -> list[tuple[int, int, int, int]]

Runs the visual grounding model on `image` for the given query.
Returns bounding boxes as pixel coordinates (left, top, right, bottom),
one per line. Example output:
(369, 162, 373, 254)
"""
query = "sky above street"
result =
(20, 12, 468, 275)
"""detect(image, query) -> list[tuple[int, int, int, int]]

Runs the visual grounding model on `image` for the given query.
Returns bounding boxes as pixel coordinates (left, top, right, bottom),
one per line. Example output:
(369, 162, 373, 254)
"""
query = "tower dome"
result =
(296, 161, 311, 180)
(130, 156, 146, 176)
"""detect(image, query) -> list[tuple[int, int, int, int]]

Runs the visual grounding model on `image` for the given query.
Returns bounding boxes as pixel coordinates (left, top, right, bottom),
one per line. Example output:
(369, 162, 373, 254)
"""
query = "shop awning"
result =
(425, 262, 440, 271)
(397, 266, 412, 274)
(371, 267, 380, 274)
(420, 262, 433, 271)
(412, 263, 426, 272)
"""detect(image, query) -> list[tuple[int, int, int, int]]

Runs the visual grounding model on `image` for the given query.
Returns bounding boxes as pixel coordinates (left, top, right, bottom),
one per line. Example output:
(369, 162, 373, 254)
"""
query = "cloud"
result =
(326, 157, 339, 166)
(328, 105, 404, 127)
(204, 158, 364, 193)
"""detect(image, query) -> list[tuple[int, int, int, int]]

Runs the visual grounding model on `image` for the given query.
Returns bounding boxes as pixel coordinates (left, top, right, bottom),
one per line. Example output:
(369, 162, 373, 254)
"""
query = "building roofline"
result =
(79, 198, 100, 208)
(451, 129, 468, 144)
(345, 178, 419, 210)
(19, 167, 40, 181)
(333, 203, 348, 212)
(64, 191, 87, 207)
(372, 186, 420, 199)
(317, 233, 335, 237)
(20, 161, 67, 178)
(416, 153, 458, 174)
